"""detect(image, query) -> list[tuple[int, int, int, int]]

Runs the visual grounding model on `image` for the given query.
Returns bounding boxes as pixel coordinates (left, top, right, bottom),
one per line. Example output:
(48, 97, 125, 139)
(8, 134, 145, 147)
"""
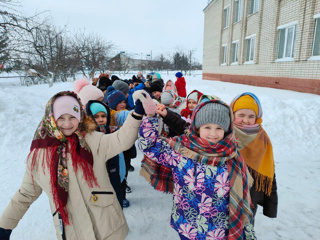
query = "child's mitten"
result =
(0, 228, 12, 240)
(133, 90, 157, 116)
(134, 99, 145, 116)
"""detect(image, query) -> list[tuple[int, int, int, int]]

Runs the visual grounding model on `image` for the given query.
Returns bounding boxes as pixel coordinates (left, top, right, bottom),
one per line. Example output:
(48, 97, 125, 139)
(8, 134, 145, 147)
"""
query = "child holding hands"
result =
(136, 90, 256, 240)
(86, 100, 126, 208)
(0, 91, 145, 239)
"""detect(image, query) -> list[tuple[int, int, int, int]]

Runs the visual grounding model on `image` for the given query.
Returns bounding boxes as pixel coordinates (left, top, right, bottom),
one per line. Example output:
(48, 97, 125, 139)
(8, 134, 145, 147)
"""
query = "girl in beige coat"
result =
(0, 91, 144, 240)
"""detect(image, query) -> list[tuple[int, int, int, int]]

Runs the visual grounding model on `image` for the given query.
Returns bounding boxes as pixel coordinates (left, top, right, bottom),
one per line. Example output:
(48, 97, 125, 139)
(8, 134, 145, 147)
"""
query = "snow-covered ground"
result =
(0, 71, 319, 240)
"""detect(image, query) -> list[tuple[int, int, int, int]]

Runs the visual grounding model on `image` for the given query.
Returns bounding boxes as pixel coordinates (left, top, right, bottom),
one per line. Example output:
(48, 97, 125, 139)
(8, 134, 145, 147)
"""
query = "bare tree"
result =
(0, 28, 9, 68)
(71, 31, 113, 79)
(1, 1, 115, 85)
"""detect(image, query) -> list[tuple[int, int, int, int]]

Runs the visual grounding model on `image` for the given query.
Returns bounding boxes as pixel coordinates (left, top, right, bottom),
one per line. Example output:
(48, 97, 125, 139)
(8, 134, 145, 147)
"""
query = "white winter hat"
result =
(74, 78, 104, 106)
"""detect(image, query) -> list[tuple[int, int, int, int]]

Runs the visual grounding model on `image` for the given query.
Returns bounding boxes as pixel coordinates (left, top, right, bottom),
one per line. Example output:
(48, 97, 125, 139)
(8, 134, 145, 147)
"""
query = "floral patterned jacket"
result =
(138, 116, 232, 240)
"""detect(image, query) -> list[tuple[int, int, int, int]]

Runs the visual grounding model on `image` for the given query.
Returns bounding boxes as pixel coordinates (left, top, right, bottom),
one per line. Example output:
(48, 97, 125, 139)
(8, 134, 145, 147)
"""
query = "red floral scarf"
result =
(180, 90, 203, 119)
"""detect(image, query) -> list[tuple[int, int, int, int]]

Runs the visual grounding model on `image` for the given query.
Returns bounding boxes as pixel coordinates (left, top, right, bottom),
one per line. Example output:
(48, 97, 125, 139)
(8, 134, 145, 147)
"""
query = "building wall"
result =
(203, 0, 320, 94)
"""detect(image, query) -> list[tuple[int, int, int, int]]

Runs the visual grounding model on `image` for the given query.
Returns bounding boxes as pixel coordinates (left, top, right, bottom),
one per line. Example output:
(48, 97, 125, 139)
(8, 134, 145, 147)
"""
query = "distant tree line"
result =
(0, 0, 201, 84)
(109, 50, 202, 75)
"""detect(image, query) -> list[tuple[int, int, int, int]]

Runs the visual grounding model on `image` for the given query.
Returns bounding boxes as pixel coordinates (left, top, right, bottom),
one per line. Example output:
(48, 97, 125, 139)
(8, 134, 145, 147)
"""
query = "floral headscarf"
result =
(29, 91, 98, 225)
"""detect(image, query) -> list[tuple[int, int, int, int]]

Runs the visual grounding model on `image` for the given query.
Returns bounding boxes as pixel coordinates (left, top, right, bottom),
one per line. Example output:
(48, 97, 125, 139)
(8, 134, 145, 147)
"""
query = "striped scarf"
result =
(166, 100, 254, 240)
(140, 155, 174, 194)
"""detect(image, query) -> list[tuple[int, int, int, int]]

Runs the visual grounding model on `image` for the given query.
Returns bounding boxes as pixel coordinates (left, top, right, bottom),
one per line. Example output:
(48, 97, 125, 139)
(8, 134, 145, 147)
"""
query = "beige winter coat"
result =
(0, 113, 141, 240)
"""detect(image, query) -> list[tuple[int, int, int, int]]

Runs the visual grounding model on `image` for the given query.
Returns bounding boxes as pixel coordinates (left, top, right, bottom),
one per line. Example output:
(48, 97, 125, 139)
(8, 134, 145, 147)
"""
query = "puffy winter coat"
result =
(138, 117, 231, 239)
(0, 113, 141, 240)
(175, 77, 187, 97)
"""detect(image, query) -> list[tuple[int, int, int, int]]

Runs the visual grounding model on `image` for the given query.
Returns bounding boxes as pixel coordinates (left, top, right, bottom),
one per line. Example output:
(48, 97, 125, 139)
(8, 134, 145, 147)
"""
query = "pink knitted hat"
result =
(53, 96, 81, 121)
(74, 78, 104, 105)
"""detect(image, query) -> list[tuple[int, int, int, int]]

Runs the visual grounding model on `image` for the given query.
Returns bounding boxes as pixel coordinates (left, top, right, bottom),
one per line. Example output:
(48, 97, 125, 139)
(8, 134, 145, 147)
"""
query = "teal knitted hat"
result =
(89, 102, 108, 116)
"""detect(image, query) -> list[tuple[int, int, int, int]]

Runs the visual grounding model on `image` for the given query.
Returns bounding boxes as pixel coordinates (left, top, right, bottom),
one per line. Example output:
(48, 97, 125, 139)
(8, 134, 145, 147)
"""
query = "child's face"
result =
(188, 99, 197, 110)
(93, 112, 107, 126)
(153, 76, 158, 82)
(164, 86, 172, 91)
(198, 123, 224, 144)
(234, 109, 256, 125)
(116, 100, 126, 111)
(152, 91, 161, 100)
(56, 114, 79, 136)
(165, 82, 172, 91)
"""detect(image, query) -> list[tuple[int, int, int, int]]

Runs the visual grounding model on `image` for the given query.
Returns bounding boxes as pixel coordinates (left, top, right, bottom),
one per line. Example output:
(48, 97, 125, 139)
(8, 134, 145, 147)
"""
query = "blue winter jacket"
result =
(128, 83, 145, 109)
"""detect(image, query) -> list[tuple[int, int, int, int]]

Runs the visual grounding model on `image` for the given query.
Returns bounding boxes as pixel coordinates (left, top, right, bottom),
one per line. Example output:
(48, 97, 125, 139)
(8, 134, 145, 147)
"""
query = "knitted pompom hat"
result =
(105, 86, 126, 110)
(194, 102, 230, 132)
(112, 80, 129, 95)
(74, 78, 104, 106)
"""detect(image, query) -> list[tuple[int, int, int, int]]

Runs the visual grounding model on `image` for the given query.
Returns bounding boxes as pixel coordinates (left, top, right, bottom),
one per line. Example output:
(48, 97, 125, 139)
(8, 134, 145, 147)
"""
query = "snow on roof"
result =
(28, 69, 38, 74)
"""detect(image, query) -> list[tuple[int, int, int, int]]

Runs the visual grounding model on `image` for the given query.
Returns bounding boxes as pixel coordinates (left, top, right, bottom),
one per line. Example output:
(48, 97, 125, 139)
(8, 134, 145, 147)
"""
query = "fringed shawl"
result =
(28, 91, 98, 225)
(230, 92, 275, 196)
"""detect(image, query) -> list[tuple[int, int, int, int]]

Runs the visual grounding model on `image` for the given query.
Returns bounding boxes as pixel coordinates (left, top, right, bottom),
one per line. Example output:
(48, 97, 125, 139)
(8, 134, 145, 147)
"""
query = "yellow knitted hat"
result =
(233, 95, 259, 116)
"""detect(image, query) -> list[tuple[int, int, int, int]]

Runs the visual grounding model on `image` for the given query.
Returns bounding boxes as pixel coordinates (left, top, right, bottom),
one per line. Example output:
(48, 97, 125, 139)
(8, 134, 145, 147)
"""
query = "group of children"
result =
(0, 71, 277, 240)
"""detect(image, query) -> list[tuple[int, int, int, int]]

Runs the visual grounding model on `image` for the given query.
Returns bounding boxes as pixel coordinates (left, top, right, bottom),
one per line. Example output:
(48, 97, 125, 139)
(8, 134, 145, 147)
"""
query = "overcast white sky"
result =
(20, 0, 209, 63)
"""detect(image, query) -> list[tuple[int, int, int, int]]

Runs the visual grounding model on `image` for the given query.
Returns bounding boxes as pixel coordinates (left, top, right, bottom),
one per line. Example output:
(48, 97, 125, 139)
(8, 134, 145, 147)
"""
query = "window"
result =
(248, 0, 259, 15)
(277, 22, 297, 60)
(232, 41, 239, 63)
(221, 44, 228, 65)
(224, 6, 230, 28)
(234, 0, 242, 23)
(245, 35, 255, 62)
(312, 17, 320, 56)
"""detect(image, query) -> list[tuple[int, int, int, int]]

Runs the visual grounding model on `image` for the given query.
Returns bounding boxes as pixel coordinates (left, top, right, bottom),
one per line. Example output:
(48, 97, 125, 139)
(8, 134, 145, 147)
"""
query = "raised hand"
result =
(133, 90, 157, 117)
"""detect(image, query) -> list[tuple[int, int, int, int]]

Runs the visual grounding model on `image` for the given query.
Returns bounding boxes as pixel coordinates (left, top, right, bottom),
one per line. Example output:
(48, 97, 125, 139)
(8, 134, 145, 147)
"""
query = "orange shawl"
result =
(235, 126, 274, 196)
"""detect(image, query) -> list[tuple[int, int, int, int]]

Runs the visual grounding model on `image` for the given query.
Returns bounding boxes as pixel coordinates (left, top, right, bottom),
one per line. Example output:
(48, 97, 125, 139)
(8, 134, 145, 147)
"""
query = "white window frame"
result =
(248, 0, 259, 15)
(245, 34, 256, 64)
(234, 0, 242, 23)
(310, 14, 320, 61)
(275, 21, 297, 62)
(221, 44, 228, 66)
(231, 40, 239, 64)
(223, 5, 230, 29)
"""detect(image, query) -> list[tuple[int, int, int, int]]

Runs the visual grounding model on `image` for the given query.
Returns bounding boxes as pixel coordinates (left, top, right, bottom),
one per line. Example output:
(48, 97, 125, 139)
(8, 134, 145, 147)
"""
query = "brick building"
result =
(203, 0, 320, 94)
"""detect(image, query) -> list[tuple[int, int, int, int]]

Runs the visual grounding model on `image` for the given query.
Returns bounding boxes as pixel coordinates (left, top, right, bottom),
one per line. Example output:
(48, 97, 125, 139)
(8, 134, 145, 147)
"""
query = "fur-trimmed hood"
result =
(81, 115, 97, 133)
